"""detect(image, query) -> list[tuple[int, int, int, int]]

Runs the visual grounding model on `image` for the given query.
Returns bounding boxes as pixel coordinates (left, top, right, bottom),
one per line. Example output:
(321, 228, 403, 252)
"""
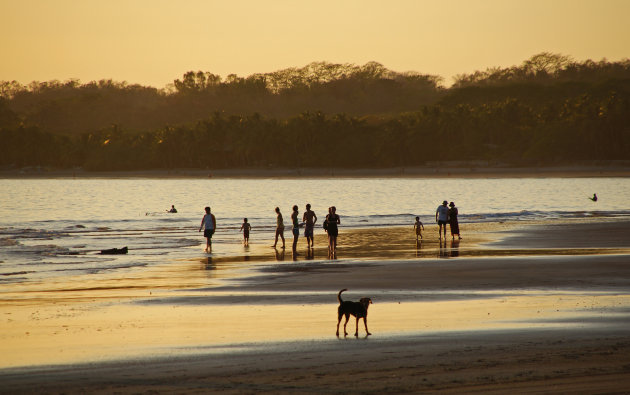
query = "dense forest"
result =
(1, 53, 629, 170)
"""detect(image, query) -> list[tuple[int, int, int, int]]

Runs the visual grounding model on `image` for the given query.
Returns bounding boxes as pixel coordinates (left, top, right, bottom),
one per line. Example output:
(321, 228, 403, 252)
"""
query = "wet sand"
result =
(2, 219, 630, 393)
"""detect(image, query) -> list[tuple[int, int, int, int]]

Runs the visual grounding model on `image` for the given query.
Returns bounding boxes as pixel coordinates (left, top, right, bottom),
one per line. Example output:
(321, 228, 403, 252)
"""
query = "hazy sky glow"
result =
(1, 0, 629, 87)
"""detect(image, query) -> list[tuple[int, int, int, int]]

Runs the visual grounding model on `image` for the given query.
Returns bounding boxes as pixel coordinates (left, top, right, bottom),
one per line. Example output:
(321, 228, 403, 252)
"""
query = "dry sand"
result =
(2, 219, 630, 393)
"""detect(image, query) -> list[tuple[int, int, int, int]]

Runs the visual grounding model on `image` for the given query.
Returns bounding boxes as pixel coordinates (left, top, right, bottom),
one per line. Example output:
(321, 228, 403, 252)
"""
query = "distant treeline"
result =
(1, 53, 629, 170)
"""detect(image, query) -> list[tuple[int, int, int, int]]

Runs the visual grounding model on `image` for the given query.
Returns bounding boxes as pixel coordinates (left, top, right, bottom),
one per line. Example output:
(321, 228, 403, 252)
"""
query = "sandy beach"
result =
(2, 219, 630, 393)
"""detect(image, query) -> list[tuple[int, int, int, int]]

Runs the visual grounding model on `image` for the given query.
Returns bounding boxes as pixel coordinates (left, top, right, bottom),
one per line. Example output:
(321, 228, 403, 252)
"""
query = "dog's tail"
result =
(338, 288, 348, 304)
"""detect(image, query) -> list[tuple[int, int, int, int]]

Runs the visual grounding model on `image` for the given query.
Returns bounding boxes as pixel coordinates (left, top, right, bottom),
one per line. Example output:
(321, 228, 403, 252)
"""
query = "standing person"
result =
(414, 216, 424, 242)
(240, 218, 251, 246)
(326, 206, 341, 254)
(303, 203, 317, 248)
(435, 200, 449, 240)
(198, 206, 216, 252)
(272, 207, 285, 249)
(291, 205, 300, 252)
(448, 202, 462, 240)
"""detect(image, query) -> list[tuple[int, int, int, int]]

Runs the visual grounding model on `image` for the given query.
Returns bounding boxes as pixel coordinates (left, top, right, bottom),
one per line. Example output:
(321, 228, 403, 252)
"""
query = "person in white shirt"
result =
(435, 200, 449, 240)
(199, 206, 216, 252)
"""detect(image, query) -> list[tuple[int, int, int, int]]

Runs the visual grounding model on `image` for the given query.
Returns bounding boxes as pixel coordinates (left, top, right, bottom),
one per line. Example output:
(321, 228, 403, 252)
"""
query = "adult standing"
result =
(198, 206, 216, 252)
(272, 207, 285, 249)
(302, 203, 317, 248)
(448, 201, 462, 240)
(435, 200, 449, 240)
(326, 206, 341, 254)
(291, 205, 300, 251)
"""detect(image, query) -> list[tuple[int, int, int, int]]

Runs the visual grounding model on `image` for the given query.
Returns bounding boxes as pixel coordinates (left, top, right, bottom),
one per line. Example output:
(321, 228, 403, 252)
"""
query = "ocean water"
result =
(1, 177, 628, 286)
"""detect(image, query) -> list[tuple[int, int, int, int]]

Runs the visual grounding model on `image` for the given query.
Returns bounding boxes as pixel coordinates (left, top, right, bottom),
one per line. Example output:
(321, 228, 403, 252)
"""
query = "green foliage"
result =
(1, 56, 629, 170)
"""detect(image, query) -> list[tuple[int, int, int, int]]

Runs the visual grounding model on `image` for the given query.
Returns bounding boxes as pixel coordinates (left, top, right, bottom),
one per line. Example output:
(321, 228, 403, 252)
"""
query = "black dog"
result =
(336, 288, 372, 337)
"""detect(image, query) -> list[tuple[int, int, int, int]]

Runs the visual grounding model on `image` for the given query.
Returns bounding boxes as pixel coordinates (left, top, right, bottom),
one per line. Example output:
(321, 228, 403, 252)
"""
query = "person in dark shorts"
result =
(302, 203, 317, 248)
(199, 206, 216, 252)
(326, 206, 340, 254)
(291, 205, 300, 252)
(272, 207, 285, 249)
(240, 218, 251, 246)
(435, 200, 449, 240)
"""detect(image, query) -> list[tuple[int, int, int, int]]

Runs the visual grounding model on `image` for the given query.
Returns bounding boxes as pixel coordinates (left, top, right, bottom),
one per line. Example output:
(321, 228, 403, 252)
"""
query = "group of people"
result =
(272, 204, 340, 254)
(198, 200, 461, 254)
(435, 200, 461, 240)
(198, 204, 341, 254)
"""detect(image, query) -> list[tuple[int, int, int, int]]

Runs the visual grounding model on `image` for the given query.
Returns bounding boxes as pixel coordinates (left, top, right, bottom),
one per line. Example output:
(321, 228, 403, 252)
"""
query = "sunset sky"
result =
(1, 0, 629, 88)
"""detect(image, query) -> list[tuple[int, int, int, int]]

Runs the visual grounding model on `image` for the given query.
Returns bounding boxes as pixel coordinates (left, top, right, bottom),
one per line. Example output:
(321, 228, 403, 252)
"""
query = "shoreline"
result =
(2, 219, 630, 393)
(2, 164, 630, 179)
(196, 218, 630, 269)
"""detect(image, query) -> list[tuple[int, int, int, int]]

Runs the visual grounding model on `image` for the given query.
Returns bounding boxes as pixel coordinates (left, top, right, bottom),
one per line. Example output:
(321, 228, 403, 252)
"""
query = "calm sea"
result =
(1, 177, 629, 286)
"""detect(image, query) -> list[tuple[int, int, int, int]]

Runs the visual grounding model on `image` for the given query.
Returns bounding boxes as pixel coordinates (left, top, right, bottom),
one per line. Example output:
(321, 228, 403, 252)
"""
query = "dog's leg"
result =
(363, 317, 371, 336)
(343, 314, 350, 336)
(355, 316, 359, 336)
(336, 311, 343, 336)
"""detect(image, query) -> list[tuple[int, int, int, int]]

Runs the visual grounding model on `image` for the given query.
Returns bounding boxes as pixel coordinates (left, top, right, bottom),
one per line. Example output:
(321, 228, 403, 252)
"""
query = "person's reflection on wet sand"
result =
(328, 249, 337, 260)
(438, 239, 449, 258)
(450, 239, 460, 257)
(243, 244, 250, 261)
(306, 247, 314, 260)
(204, 256, 214, 270)
(274, 247, 285, 261)
(415, 239, 422, 257)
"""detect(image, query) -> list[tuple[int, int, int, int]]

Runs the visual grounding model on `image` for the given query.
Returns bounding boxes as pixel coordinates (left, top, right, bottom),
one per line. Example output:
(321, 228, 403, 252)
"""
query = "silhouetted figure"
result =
(168, 205, 177, 213)
(326, 206, 340, 254)
(272, 207, 285, 249)
(448, 202, 462, 240)
(414, 216, 424, 242)
(240, 218, 251, 246)
(303, 203, 317, 248)
(589, 193, 598, 202)
(291, 205, 300, 252)
(436, 200, 449, 239)
(198, 206, 216, 252)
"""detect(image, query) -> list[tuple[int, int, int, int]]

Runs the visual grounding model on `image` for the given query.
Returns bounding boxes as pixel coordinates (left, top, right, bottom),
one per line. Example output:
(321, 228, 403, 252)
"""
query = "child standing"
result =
(240, 218, 251, 246)
(414, 216, 424, 242)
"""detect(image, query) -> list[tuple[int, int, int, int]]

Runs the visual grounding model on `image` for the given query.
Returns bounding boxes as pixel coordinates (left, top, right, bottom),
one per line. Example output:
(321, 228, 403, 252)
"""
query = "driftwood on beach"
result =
(99, 246, 128, 255)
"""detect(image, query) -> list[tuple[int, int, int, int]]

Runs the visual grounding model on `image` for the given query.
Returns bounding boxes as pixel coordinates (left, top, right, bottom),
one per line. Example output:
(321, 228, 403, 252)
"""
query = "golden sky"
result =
(1, 0, 629, 87)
